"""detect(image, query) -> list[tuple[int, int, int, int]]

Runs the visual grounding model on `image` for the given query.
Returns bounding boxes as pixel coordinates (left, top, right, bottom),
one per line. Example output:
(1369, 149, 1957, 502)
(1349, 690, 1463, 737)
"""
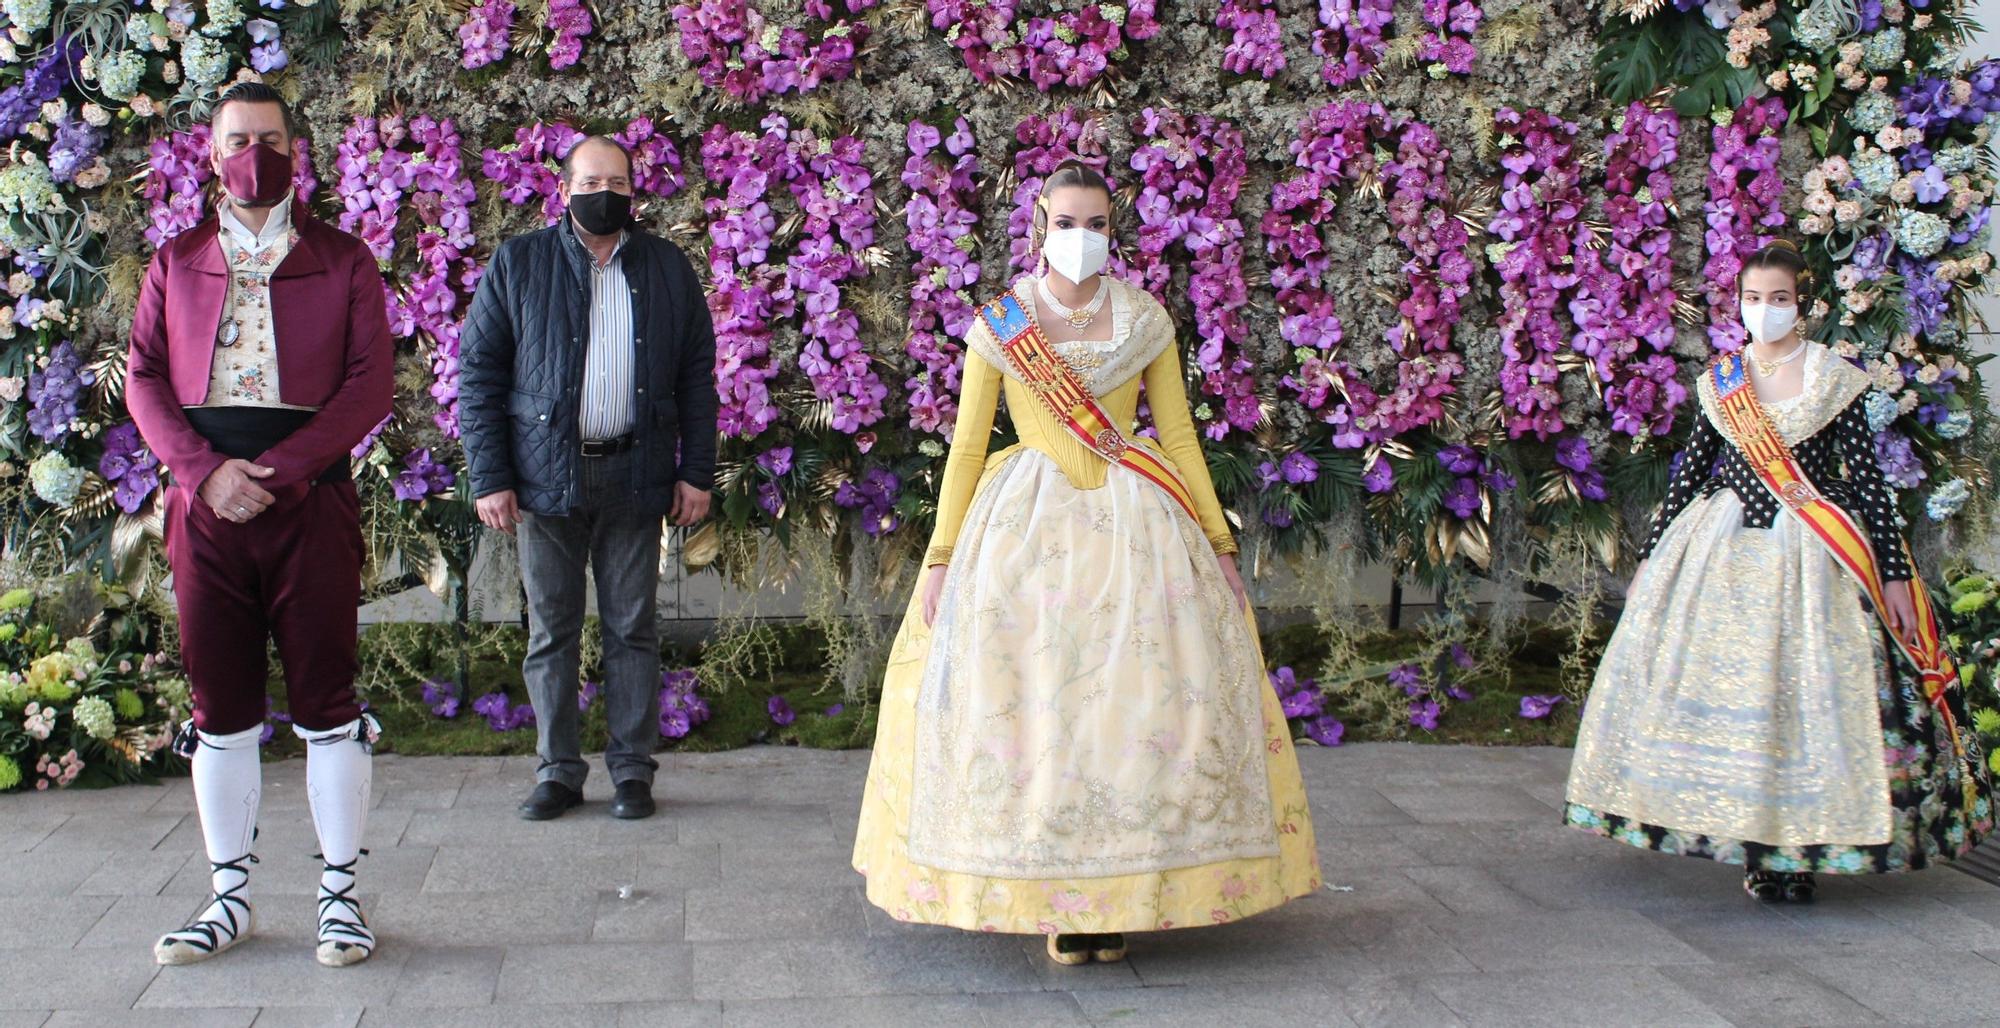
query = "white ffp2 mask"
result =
(1741, 302, 1799, 344)
(1042, 227, 1110, 285)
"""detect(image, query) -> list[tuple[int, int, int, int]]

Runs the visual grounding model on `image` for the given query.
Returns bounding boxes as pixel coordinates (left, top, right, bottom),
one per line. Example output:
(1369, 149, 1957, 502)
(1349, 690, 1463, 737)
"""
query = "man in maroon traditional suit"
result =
(125, 82, 393, 969)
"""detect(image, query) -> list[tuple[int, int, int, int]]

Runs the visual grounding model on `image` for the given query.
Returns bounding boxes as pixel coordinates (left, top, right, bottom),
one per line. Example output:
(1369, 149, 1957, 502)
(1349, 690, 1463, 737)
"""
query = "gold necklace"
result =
(1750, 340, 1807, 377)
(1038, 277, 1107, 329)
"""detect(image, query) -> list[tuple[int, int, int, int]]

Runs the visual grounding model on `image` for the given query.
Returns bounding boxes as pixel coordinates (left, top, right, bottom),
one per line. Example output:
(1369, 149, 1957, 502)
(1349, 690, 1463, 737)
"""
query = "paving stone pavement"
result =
(2, 743, 1994, 1027)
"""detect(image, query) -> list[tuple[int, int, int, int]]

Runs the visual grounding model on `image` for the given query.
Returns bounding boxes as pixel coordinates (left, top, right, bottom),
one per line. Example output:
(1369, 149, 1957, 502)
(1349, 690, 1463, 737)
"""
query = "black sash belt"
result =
(183, 407, 349, 484)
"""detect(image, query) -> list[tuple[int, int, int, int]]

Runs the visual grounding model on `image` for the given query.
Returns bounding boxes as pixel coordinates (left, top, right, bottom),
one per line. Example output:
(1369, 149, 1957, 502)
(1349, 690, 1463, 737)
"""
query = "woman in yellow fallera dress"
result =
(852, 162, 1321, 964)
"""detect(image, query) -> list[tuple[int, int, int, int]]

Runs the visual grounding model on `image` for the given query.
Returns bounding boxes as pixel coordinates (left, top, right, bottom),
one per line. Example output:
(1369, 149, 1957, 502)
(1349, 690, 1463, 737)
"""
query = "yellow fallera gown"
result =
(853, 278, 1322, 934)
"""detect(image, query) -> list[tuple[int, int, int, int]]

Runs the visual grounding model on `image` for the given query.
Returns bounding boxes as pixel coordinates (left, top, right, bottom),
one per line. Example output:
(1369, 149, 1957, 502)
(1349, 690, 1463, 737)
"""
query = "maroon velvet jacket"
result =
(125, 202, 393, 495)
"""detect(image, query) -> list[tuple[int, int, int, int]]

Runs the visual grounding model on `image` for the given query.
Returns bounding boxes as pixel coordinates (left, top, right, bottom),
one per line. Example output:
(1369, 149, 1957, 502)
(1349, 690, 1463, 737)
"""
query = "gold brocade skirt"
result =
(1566, 490, 1895, 847)
(852, 445, 1321, 934)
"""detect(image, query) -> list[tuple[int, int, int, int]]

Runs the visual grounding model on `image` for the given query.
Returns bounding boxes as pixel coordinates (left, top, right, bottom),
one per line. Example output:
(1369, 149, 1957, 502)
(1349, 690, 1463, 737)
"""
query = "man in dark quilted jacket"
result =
(460, 135, 719, 822)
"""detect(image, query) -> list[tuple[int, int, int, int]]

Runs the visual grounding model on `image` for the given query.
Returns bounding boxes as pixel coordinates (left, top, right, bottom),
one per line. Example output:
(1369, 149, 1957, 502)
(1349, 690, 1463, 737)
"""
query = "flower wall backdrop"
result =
(0, 0, 1994, 656)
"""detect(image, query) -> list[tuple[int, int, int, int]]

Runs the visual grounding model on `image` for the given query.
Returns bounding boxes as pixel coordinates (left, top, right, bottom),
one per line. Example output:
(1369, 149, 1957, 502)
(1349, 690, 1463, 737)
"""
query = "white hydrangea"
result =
(180, 33, 230, 88)
(1, 0, 51, 34)
(73, 696, 116, 740)
(203, 0, 243, 33)
(27, 452, 83, 508)
(125, 14, 157, 50)
(0, 159, 56, 216)
(96, 51, 147, 100)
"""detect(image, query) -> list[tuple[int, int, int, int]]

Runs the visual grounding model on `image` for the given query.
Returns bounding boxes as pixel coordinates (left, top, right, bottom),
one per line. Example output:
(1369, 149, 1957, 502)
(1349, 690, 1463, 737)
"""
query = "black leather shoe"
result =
(610, 780, 655, 820)
(518, 781, 583, 821)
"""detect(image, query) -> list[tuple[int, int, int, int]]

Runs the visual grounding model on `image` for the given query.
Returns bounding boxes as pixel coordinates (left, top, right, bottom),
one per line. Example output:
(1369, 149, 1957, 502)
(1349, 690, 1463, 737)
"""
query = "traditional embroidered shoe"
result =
(154, 856, 257, 965)
(1782, 872, 1817, 903)
(1089, 933, 1128, 963)
(315, 855, 374, 967)
(1045, 933, 1091, 966)
(1743, 870, 1784, 903)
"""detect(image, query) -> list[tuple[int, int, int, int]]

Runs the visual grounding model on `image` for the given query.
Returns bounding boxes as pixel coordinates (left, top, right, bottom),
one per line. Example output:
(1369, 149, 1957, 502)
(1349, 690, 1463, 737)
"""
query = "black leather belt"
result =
(580, 434, 634, 457)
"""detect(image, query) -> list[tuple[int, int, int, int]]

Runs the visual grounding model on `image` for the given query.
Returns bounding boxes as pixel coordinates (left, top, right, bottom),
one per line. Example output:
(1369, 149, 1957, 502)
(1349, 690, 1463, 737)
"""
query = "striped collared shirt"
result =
(578, 231, 636, 440)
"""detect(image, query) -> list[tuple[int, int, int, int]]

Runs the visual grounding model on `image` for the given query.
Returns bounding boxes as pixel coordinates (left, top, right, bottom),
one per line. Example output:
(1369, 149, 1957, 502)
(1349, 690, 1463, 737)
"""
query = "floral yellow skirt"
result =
(853, 446, 1321, 934)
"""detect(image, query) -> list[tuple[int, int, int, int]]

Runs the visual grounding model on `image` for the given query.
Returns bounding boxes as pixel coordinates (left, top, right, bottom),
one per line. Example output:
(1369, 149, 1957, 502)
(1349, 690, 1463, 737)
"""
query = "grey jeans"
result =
(518, 451, 662, 789)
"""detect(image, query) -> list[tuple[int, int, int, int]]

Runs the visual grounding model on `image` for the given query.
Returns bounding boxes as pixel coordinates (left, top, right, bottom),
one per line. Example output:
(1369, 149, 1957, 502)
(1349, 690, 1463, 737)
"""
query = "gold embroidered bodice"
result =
(923, 277, 1237, 567)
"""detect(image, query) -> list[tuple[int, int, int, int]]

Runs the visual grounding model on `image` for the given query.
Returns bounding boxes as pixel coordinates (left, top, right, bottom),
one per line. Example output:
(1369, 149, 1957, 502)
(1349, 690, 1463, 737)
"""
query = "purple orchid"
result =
(1518, 694, 1565, 719)
(1305, 715, 1346, 746)
(98, 422, 162, 513)
(392, 448, 458, 502)
(1280, 452, 1320, 484)
(421, 679, 462, 719)
(27, 342, 92, 446)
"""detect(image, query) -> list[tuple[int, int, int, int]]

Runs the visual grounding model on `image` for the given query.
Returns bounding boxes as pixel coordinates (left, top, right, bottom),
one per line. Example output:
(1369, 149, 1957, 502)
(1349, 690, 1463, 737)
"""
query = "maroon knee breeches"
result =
(164, 480, 364, 735)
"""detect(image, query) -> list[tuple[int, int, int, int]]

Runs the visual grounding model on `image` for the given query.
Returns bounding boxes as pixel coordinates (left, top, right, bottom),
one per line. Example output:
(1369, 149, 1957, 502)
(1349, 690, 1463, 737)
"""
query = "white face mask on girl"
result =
(1042, 227, 1110, 285)
(1740, 302, 1799, 345)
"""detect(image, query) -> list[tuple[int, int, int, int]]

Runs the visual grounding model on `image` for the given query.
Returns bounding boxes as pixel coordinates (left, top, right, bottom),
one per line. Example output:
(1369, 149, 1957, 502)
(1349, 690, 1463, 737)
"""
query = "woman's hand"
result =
(921, 565, 948, 627)
(1218, 553, 1249, 613)
(1883, 579, 1919, 644)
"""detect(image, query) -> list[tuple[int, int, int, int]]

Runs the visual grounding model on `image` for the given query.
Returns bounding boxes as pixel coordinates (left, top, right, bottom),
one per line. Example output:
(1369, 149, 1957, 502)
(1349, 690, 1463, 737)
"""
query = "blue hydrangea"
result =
(1935, 145, 1978, 175)
(1895, 210, 1950, 258)
(1862, 28, 1906, 71)
(1864, 389, 1901, 433)
(180, 34, 231, 88)
(1937, 410, 1974, 440)
(1932, 321, 1963, 347)
(1848, 92, 1899, 135)
(1926, 477, 1971, 521)
(96, 50, 147, 100)
(1852, 151, 1901, 196)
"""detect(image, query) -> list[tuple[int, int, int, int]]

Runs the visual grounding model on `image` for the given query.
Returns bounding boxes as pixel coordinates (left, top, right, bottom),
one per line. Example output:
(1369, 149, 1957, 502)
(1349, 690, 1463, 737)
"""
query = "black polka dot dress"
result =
(1639, 396, 1913, 582)
(1566, 348, 1990, 876)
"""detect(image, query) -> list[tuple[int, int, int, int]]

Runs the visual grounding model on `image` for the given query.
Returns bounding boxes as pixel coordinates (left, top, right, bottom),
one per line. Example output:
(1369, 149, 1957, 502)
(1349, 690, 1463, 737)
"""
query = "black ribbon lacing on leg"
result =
(164, 854, 259, 953)
(312, 850, 373, 953)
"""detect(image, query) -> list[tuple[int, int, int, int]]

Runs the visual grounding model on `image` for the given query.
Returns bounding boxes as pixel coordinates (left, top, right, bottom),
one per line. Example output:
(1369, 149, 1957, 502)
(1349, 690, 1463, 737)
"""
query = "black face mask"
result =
(568, 189, 632, 237)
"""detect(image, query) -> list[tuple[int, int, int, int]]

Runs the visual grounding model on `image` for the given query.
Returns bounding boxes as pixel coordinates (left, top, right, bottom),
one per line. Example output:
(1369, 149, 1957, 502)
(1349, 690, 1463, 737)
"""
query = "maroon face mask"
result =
(218, 142, 294, 207)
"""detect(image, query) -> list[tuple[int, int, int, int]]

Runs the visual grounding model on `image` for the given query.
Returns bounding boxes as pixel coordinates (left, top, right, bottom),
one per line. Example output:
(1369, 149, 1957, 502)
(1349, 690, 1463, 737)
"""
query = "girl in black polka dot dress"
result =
(1562, 242, 1992, 902)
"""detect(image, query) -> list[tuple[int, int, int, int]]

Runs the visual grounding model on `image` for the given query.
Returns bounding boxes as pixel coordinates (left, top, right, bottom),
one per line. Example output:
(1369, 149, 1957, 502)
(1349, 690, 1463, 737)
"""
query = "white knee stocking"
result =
(298, 717, 376, 966)
(155, 723, 263, 965)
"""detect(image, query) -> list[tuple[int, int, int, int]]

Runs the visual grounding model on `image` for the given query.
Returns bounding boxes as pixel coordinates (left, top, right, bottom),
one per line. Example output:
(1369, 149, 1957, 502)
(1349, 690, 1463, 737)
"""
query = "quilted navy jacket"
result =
(460, 221, 718, 517)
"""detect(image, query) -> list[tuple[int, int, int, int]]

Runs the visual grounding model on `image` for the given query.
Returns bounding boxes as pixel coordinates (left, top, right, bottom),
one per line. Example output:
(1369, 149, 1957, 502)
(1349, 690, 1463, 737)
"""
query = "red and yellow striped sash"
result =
(1708, 354, 1964, 752)
(977, 292, 1200, 523)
